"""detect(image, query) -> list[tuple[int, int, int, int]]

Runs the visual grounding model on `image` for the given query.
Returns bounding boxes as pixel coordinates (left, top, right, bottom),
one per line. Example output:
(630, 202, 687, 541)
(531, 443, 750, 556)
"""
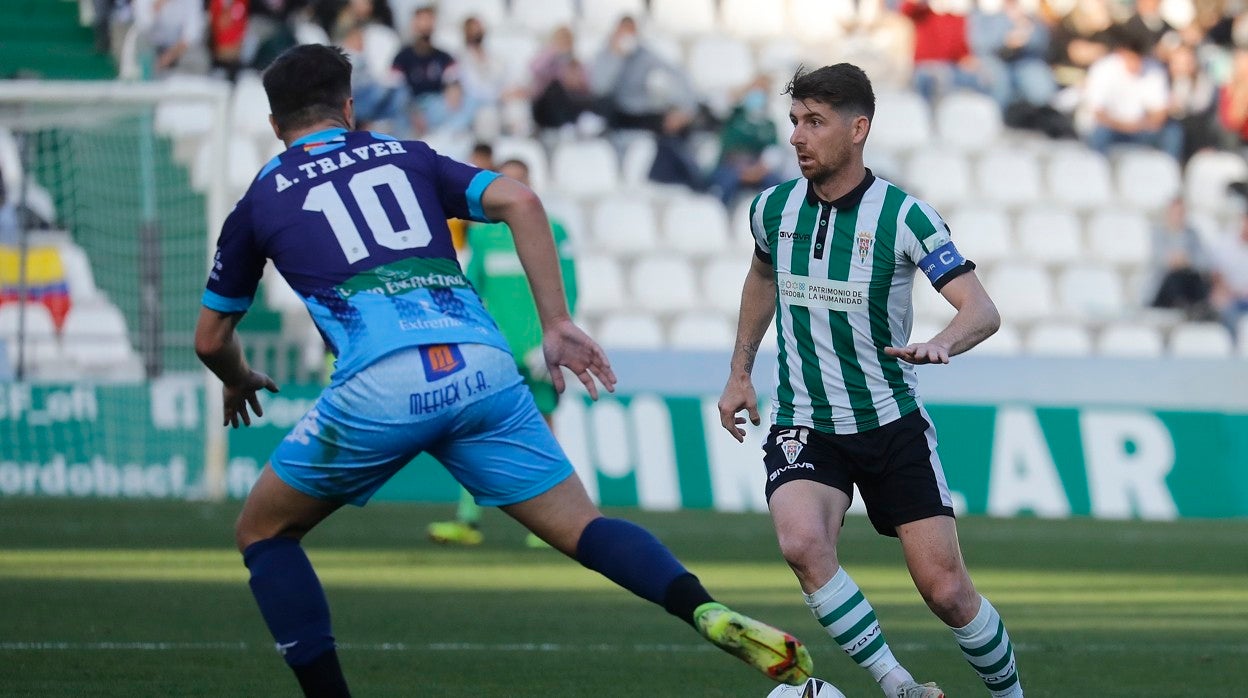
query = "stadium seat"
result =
(509, 0, 575, 35)
(619, 132, 658, 187)
(1016, 206, 1083, 266)
(904, 148, 971, 209)
(1184, 150, 1248, 213)
(1169, 321, 1235, 358)
(1096, 323, 1165, 358)
(595, 313, 665, 349)
(154, 100, 215, 140)
(362, 24, 402, 84)
(1115, 148, 1181, 212)
(945, 205, 1012, 265)
(1086, 209, 1151, 269)
(984, 262, 1054, 322)
(492, 136, 550, 192)
(729, 197, 759, 247)
(589, 196, 659, 256)
(934, 91, 1002, 154)
(870, 90, 932, 152)
(787, 0, 856, 41)
(575, 255, 627, 314)
(686, 36, 756, 101)
(543, 195, 586, 244)
(229, 72, 273, 141)
(908, 319, 946, 346)
(551, 139, 620, 199)
(432, 0, 507, 32)
(662, 194, 730, 258)
(1046, 148, 1113, 211)
(700, 257, 749, 315)
(721, 0, 786, 39)
(912, 281, 955, 324)
(668, 311, 735, 349)
(650, 0, 718, 37)
(630, 256, 699, 314)
(975, 323, 1024, 356)
(976, 147, 1042, 207)
(1025, 322, 1094, 356)
(578, 0, 646, 33)
(1056, 264, 1125, 319)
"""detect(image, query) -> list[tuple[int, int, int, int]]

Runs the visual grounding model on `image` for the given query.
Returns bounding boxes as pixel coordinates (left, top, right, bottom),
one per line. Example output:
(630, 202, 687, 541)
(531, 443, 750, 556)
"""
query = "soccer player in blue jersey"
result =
(194, 44, 813, 697)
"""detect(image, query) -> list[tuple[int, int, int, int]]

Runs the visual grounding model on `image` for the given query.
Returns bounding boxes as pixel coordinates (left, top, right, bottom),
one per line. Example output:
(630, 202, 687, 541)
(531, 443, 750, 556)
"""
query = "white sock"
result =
(951, 595, 1022, 697)
(804, 567, 913, 694)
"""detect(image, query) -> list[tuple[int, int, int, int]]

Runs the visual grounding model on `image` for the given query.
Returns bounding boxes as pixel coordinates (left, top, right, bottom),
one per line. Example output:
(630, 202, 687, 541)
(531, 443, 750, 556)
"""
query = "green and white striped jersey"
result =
(749, 171, 972, 435)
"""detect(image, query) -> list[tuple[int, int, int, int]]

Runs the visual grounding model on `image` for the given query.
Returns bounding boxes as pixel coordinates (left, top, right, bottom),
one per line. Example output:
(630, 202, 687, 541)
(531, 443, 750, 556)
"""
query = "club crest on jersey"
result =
(856, 230, 873, 263)
(781, 439, 804, 465)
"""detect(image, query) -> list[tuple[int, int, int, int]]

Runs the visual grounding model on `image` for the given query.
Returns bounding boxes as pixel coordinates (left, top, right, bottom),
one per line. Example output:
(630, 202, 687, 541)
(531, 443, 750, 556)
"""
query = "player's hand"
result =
(884, 342, 951, 365)
(717, 375, 760, 443)
(541, 319, 616, 400)
(222, 370, 279, 428)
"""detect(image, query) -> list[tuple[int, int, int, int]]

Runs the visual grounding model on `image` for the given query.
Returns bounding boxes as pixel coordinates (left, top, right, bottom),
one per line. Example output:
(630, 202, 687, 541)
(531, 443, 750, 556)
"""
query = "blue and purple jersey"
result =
(202, 127, 506, 383)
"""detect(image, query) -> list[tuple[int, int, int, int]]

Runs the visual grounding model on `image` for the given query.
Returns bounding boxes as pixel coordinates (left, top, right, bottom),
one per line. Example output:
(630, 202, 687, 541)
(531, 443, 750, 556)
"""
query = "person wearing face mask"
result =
(392, 5, 456, 109)
(708, 76, 785, 208)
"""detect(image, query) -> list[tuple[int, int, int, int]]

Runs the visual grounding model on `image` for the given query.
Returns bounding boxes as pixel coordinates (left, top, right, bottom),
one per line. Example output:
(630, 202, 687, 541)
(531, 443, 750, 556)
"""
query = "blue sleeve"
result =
(203, 198, 265, 313)
(429, 146, 500, 223)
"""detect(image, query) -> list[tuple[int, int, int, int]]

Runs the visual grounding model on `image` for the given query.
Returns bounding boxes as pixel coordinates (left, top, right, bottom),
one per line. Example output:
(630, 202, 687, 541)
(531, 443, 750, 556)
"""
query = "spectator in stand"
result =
(132, 0, 210, 76)
(1210, 210, 1248, 336)
(456, 16, 530, 137)
(208, 0, 248, 81)
(392, 5, 456, 110)
(1149, 197, 1214, 318)
(590, 16, 706, 190)
(1119, 0, 1174, 56)
(901, 0, 986, 103)
(1082, 29, 1183, 159)
(1218, 47, 1248, 149)
(969, 0, 1057, 109)
(708, 76, 784, 208)
(335, 19, 407, 136)
(1046, 0, 1114, 90)
(1167, 41, 1221, 163)
(530, 26, 603, 133)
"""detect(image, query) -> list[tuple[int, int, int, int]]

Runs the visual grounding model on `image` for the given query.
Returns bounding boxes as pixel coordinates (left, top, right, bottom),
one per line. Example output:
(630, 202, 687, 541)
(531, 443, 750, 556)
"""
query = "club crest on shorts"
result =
(856, 230, 873, 263)
(781, 439, 804, 465)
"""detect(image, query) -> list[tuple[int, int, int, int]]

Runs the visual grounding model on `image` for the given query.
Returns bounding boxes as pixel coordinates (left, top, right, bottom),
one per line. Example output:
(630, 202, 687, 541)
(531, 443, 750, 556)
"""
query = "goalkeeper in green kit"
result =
(427, 157, 578, 548)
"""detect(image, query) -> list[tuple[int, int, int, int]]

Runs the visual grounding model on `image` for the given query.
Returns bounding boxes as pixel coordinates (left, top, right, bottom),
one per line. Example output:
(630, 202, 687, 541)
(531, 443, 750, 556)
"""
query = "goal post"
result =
(0, 79, 232, 500)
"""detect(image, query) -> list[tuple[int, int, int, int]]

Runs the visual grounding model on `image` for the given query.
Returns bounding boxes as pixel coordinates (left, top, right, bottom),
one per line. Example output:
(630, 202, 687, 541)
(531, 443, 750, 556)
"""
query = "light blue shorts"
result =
(269, 343, 574, 507)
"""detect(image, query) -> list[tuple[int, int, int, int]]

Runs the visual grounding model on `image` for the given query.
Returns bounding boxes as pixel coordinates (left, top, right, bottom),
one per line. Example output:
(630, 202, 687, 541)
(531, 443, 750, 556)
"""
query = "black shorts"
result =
(762, 409, 955, 537)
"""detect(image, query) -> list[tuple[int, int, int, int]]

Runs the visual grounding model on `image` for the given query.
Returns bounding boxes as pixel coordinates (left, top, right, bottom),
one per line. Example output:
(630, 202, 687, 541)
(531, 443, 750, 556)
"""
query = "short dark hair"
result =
(784, 64, 875, 121)
(262, 44, 353, 134)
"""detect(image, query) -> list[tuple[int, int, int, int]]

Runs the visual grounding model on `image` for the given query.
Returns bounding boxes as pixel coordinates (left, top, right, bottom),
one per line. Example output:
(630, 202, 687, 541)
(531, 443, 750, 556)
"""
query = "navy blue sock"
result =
(243, 536, 347, 697)
(576, 517, 711, 624)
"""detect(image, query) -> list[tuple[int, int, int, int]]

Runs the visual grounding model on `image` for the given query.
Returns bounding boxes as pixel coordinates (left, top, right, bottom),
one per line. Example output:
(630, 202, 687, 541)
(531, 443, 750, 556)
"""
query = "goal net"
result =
(0, 80, 231, 500)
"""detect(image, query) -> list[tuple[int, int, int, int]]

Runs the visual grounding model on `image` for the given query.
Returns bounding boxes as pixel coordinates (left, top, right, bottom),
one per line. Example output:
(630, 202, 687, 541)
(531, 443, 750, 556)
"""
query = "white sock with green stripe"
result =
(804, 567, 913, 694)
(952, 596, 1022, 697)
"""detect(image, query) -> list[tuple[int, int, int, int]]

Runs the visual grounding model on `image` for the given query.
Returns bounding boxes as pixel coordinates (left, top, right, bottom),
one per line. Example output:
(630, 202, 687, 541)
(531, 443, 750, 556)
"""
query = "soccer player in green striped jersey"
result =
(717, 64, 1023, 698)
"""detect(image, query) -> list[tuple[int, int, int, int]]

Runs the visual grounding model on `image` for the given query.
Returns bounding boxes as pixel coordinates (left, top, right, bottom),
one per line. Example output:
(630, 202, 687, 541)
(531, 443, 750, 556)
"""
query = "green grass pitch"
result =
(1, 498, 1244, 696)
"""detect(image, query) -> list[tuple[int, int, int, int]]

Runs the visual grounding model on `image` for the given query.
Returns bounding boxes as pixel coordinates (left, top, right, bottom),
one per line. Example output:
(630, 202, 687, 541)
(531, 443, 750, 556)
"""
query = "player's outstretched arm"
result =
(885, 271, 1000, 365)
(719, 255, 777, 443)
(194, 307, 279, 427)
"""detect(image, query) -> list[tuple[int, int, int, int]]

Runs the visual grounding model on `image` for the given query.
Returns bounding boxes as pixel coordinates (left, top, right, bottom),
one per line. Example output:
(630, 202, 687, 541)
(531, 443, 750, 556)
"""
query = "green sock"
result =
(455, 488, 481, 526)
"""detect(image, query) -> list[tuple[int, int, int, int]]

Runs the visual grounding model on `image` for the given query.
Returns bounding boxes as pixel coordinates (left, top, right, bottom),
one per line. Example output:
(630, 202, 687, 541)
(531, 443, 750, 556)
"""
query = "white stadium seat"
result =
(650, 0, 718, 37)
(946, 205, 1012, 265)
(589, 196, 659, 257)
(230, 72, 273, 141)
(668, 312, 735, 349)
(1096, 323, 1165, 358)
(619, 132, 657, 187)
(1169, 322, 1234, 358)
(154, 100, 214, 140)
(1046, 148, 1113, 210)
(1115, 148, 1181, 212)
(509, 0, 575, 35)
(543, 195, 587, 244)
(596, 313, 665, 349)
(1056, 264, 1125, 319)
(701, 257, 749, 315)
(912, 282, 955, 324)
(934, 91, 1002, 153)
(362, 24, 402, 84)
(985, 262, 1054, 323)
(686, 36, 755, 100)
(579, 0, 646, 33)
(1016, 206, 1082, 266)
(976, 147, 1042, 207)
(1086, 209, 1151, 268)
(720, 0, 786, 39)
(431, 0, 507, 32)
(492, 136, 550, 193)
(575, 255, 627, 314)
(1185, 150, 1248, 213)
(630, 256, 699, 314)
(1025, 322, 1094, 356)
(870, 90, 932, 152)
(904, 148, 971, 209)
(976, 323, 1024, 356)
(787, 0, 856, 40)
(551, 139, 619, 199)
(662, 195, 730, 258)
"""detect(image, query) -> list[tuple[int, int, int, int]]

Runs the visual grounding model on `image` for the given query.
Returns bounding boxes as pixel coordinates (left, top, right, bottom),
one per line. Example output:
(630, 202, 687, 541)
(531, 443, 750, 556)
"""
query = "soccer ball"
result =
(766, 677, 848, 698)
